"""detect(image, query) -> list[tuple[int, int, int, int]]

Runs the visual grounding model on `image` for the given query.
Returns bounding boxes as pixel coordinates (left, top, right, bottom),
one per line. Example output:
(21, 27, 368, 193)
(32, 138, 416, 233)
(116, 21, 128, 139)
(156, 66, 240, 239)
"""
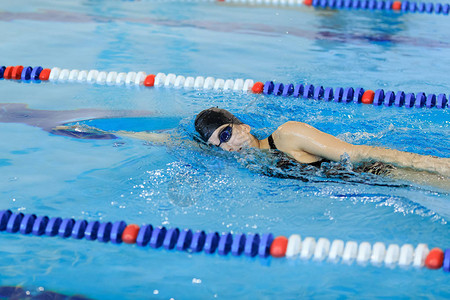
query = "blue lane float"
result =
(163, 227, 179, 250)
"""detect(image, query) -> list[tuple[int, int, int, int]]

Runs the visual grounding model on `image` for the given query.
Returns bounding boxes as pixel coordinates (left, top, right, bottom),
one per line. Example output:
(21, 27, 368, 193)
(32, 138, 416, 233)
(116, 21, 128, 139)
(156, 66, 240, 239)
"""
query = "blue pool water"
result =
(1, 0, 449, 298)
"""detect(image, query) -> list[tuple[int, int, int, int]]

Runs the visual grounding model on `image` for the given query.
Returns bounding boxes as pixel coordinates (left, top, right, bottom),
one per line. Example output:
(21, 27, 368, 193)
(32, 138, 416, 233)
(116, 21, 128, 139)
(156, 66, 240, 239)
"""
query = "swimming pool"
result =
(1, 0, 449, 298)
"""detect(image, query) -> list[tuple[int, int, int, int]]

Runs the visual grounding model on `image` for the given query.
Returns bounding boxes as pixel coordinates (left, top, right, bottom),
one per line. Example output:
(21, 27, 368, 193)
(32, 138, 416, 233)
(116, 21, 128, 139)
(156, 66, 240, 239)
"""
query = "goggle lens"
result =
(218, 125, 232, 145)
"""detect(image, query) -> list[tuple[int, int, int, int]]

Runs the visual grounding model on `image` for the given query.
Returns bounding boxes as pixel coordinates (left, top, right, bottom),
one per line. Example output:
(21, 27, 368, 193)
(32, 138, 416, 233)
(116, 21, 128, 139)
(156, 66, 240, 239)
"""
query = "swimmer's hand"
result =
(51, 125, 117, 139)
(114, 130, 171, 144)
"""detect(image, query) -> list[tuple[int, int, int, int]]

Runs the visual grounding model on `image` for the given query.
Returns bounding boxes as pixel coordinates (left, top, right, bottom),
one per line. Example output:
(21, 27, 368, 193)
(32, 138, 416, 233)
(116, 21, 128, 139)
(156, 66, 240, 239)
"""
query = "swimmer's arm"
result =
(356, 145, 450, 176)
(114, 130, 171, 144)
(51, 125, 173, 145)
(115, 130, 199, 148)
(275, 121, 450, 176)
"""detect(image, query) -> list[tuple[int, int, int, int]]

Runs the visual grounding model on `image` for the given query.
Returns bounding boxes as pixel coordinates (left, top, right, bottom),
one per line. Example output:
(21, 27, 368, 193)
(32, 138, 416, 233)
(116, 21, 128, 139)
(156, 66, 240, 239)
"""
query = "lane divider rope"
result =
(218, 0, 450, 16)
(303, 0, 450, 15)
(1, 65, 448, 109)
(0, 210, 448, 271)
(218, 0, 305, 6)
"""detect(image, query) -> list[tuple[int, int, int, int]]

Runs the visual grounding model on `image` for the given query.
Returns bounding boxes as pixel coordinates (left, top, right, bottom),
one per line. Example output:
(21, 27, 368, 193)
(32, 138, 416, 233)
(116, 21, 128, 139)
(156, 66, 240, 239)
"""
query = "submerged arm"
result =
(50, 125, 171, 144)
(274, 121, 450, 176)
(116, 130, 200, 149)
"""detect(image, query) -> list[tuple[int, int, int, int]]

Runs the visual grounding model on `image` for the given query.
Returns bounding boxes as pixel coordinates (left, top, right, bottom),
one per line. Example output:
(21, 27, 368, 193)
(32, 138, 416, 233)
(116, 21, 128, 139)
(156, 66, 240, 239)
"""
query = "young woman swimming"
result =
(194, 107, 450, 181)
(2, 103, 448, 187)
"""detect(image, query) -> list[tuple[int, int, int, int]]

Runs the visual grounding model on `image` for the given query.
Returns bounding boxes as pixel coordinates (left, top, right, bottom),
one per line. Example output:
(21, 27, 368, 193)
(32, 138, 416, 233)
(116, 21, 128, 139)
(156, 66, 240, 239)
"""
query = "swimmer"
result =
(193, 107, 450, 187)
(2, 103, 448, 188)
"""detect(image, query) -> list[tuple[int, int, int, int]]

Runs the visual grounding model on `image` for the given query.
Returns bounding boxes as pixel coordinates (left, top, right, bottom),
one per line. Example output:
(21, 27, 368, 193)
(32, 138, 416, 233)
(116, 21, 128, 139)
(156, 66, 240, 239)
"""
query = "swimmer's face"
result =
(208, 123, 257, 152)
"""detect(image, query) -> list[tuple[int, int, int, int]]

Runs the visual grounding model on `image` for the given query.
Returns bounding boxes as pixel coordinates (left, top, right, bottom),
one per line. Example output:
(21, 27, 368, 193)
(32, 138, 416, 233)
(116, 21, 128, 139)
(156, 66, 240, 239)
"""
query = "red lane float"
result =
(392, 1, 402, 10)
(122, 224, 140, 244)
(304, 0, 313, 6)
(39, 69, 51, 81)
(425, 248, 444, 270)
(252, 82, 264, 94)
(270, 236, 289, 258)
(3, 66, 14, 79)
(12, 66, 24, 80)
(143, 74, 156, 87)
(361, 90, 375, 104)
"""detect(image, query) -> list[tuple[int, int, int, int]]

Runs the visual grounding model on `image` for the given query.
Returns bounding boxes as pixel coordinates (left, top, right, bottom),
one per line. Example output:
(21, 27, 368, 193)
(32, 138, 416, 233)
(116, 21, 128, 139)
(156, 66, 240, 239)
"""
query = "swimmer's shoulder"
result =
(274, 121, 312, 135)
(272, 121, 312, 144)
(271, 121, 323, 163)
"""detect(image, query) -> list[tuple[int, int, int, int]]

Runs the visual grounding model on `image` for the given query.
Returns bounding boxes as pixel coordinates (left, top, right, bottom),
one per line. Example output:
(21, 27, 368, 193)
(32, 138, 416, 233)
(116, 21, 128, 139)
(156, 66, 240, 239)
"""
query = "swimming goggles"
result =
(217, 124, 233, 146)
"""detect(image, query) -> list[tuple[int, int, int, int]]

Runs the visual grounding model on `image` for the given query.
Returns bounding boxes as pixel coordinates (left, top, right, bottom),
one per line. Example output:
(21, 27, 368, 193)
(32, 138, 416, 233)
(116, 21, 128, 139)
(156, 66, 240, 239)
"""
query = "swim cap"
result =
(194, 107, 243, 142)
